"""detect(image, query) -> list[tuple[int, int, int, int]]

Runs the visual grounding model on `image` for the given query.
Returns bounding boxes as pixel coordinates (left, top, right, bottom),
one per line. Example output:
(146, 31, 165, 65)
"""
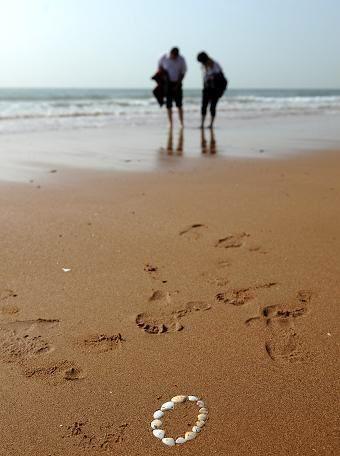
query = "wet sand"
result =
(0, 137, 339, 455)
(1, 113, 340, 182)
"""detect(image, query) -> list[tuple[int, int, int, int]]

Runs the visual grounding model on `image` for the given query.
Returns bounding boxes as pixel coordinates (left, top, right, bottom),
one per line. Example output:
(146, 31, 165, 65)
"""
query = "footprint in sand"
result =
(136, 299, 211, 335)
(205, 276, 229, 288)
(0, 318, 59, 363)
(81, 333, 125, 353)
(265, 290, 312, 363)
(216, 282, 277, 306)
(245, 289, 311, 326)
(144, 264, 158, 273)
(246, 290, 312, 363)
(24, 360, 85, 383)
(216, 288, 255, 306)
(64, 366, 84, 381)
(265, 326, 307, 363)
(0, 303, 19, 316)
(144, 264, 170, 283)
(179, 224, 207, 239)
(0, 317, 88, 382)
(62, 420, 129, 450)
(247, 245, 268, 255)
(135, 312, 183, 334)
(215, 232, 250, 249)
(217, 259, 232, 269)
(0, 289, 19, 315)
(148, 290, 172, 303)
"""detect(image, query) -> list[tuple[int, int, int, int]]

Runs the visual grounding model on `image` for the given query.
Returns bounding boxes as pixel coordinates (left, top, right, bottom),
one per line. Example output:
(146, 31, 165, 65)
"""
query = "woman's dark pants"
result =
(201, 88, 219, 117)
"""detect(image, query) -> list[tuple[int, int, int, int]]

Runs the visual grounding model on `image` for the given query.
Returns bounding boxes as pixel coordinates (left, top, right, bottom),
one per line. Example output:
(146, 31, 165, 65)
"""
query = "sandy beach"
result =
(0, 126, 339, 455)
(1, 0, 340, 452)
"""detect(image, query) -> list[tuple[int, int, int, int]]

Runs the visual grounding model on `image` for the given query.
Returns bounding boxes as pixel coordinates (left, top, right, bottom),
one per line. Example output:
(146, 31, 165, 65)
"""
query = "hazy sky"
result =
(0, 0, 339, 88)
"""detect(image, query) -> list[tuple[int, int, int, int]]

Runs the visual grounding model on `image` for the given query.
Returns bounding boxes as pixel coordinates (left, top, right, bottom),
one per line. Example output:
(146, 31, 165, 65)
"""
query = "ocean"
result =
(0, 88, 340, 134)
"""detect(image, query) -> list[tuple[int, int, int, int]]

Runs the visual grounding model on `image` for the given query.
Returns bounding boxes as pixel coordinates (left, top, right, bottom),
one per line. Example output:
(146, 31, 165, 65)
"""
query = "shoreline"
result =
(0, 112, 340, 183)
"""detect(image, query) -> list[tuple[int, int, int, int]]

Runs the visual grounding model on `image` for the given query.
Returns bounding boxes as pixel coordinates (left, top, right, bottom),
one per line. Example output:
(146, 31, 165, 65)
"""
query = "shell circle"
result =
(151, 395, 208, 446)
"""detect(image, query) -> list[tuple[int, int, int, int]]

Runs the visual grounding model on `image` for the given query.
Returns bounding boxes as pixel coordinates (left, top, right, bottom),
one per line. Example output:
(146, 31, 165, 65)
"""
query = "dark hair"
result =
(197, 51, 209, 64)
(170, 47, 179, 56)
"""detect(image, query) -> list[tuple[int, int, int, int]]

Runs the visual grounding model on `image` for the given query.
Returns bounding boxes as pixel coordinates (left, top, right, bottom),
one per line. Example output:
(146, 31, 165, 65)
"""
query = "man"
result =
(158, 47, 187, 127)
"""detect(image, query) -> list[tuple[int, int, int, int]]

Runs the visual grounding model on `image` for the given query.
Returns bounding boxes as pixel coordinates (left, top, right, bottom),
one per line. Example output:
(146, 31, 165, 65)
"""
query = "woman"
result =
(197, 52, 227, 129)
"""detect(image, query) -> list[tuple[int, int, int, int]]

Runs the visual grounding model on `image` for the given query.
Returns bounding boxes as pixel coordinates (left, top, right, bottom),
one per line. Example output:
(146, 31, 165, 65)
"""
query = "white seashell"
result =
(185, 431, 197, 441)
(192, 426, 201, 433)
(199, 407, 208, 415)
(188, 395, 199, 401)
(175, 437, 186, 444)
(153, 410, 164, 420)
(197, 400, 205, 408)
(196, 420, 205, 428)
(161, 401, 174, 411)
(197, 413, 207, 421)
(62, 268, 71, 272)
(171, 395, 187, 403)
(151, 419, 162, 430)
(153, 429, 165, 439)
(162, 437, 175, 446)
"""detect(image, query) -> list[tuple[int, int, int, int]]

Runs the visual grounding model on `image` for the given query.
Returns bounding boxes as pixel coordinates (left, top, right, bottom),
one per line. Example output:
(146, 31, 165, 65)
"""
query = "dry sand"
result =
(0, 148, 339, 455)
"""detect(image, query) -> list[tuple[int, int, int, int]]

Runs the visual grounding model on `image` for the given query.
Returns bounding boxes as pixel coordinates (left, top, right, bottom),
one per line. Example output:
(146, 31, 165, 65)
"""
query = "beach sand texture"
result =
(0, 149, 339, 455)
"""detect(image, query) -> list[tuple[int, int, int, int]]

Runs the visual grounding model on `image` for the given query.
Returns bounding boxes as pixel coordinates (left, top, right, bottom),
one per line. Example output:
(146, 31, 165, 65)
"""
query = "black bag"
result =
(214, 72, 228, 98)
(151, 70, 169, 107)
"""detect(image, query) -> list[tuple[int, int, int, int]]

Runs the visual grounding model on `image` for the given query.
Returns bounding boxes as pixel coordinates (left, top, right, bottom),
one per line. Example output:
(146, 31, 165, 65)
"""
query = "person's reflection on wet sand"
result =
(167, 128, 184, 156)
(201, 128, 217, 155)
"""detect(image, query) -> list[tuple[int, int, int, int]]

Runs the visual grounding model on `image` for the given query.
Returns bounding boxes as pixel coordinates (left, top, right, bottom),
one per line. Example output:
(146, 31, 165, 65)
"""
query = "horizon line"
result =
(0, 86, 339, 91)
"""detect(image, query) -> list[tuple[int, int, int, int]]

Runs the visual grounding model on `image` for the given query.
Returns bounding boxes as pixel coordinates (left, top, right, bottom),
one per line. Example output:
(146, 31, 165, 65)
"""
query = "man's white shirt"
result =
(158, 54, 187, 82)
